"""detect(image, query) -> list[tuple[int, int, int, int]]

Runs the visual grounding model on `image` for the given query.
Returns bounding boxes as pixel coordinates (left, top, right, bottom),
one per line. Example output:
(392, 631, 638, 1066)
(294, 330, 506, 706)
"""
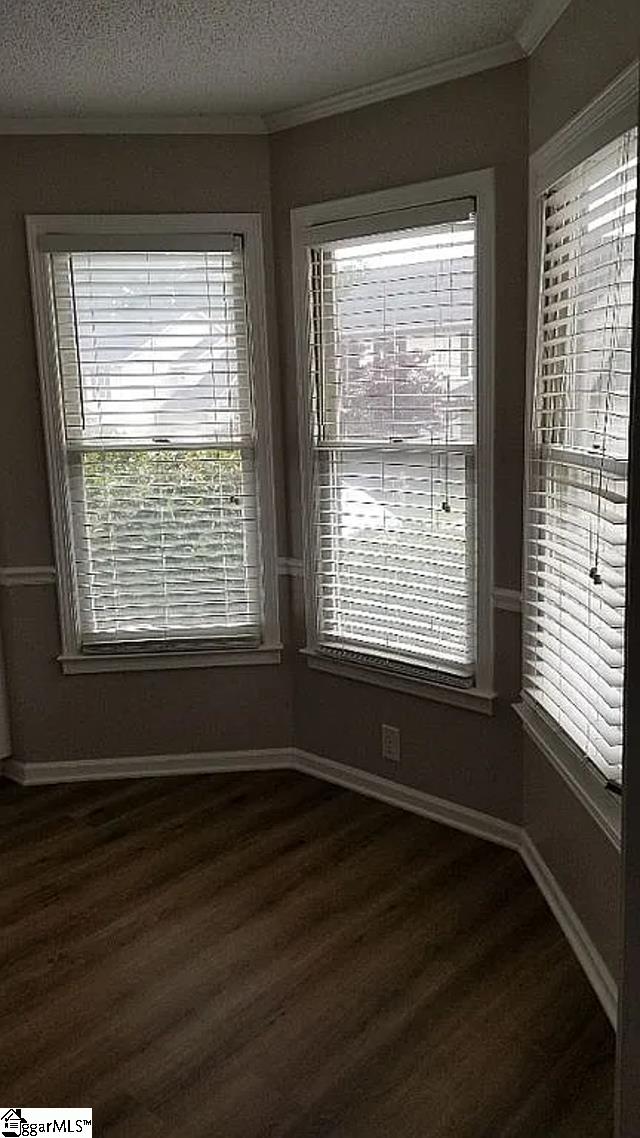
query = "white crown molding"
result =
(0, 565, 57, 587)
(530, 60, 639, 193)
(0, 3, 592, 142)
(516, 0, 573, 55)
(0, 41, 524, 138)
(0, 113, 268, 136)
(1, 743, 616, 1025)
(265, 41, 524, 132)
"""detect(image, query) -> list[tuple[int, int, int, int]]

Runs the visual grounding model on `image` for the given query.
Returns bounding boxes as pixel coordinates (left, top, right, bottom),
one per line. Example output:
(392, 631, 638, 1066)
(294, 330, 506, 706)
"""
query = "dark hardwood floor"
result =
(0, 771, 614, 1136)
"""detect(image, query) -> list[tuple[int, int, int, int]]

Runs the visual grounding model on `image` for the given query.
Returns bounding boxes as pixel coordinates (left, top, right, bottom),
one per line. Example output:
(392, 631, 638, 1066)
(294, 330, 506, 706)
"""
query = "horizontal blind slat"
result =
(523, 126, 637, 782)
(48, 242, 262, 649)
(308, 216, 477, 676)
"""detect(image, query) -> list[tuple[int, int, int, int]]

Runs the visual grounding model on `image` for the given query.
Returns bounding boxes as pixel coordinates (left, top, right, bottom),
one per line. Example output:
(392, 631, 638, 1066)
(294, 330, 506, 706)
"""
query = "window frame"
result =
(26, 213, 281, 674)
(519, 61, 639, 841)
(291, 171, 496, 712)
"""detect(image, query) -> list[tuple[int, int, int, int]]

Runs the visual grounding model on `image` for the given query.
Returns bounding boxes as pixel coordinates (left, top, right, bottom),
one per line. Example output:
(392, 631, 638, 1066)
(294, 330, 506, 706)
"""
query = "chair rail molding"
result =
(0, 565, 57, 587)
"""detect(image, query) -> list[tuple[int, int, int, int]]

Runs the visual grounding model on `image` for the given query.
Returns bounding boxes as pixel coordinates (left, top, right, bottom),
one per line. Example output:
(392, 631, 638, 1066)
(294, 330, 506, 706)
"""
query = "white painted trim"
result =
(0, 565, 518, 613)
(0, 44, 523, 139)
(302, 650, 496, 714)
(265, 42, 523, 132)
(26, 213, 273, 236)
(493, 587, 522, 612)
(520, 832, 617, 1028)
(2, 748, 291, 785)
(0, 566, 57, 587)
(275, 562, 519, 605)
(59, 645, 283, 674)
(291, 170, 496, 698)
(529, 62, 639, 193)
(0, 44, 525, 140)
(290, 172, 491, 230)
(277, 556, 304, 577)
(292, 749, 520, 847)
(241, 213, 282, 651)
(1, 559, 299, 584)
(516, 699, 622, 850)
(1, 743, 617, 1024)
(516, 0, 574, 55)
(25, 212, 281, 666)
(475, 173, 496, 695)
(0, 114, 267, 135)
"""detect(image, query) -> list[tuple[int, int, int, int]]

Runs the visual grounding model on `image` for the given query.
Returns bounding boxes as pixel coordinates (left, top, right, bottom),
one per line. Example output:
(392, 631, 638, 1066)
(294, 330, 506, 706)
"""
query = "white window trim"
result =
(291, 170, 496, 709)
(515, 698, 621, 851)
(26, 213, 281, 674)
(302, 649, 495, 714)
(59, 645, 283, 675)
(521, 61, 639, 841)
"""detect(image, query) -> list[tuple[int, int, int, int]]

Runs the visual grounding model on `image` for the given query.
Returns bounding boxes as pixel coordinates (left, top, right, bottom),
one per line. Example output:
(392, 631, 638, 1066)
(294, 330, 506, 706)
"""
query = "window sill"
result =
(514, 698, 621, 850)
(302, 649, 495, 715)
(59, 644, 283, 675)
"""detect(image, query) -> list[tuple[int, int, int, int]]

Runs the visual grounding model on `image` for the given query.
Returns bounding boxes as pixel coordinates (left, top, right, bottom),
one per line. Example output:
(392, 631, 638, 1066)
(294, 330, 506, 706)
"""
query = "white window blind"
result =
(306, 207, 478, 683)
(524, 127, 638, 784)
(41, 236, 266, 652)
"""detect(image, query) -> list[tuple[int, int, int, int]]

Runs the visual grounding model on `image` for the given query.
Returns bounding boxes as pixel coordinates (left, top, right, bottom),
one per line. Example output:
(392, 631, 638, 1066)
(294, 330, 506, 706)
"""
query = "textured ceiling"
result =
(0, 0, 532, 119)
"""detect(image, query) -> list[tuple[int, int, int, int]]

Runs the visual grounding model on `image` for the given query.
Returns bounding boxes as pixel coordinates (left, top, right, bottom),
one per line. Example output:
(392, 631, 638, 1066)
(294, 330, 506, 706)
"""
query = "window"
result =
(27, 215, 279, 671)
(293, 175, 494, 700)
(523, 127, 638, 785)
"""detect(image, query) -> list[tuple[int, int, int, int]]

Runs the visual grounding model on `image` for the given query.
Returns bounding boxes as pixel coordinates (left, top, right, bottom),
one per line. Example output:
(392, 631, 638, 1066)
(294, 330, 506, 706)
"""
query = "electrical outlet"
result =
(381, 724, 401, 764)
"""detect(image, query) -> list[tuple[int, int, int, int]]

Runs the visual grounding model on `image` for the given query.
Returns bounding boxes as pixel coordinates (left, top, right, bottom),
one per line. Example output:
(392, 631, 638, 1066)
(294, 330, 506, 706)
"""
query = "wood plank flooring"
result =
(0, 771, 615, 1136)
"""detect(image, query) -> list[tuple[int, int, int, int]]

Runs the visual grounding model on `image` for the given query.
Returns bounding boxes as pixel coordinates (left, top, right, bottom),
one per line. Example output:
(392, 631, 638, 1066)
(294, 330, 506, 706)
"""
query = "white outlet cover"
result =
(381, 724, 401, 763)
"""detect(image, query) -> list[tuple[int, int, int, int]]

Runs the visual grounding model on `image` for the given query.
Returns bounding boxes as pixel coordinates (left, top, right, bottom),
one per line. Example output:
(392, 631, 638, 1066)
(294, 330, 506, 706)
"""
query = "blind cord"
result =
(590, 131, 634, 586)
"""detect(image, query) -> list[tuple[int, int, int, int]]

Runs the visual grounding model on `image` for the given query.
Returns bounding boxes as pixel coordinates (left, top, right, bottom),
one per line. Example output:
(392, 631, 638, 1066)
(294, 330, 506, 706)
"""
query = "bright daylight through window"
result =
(30, 223, 274, 659)
(524, 127, 638, 786)
(305, 203, 478, 685)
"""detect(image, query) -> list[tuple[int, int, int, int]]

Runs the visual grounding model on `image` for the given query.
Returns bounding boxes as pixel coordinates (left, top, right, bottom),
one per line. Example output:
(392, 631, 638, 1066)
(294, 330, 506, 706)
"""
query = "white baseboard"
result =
(519, 832, 617, 1028)
(2, 745, 617, 1025)
(291, 751, 617, 1028)
(291, 750, 521, 850)
(2, 748, 290, 786)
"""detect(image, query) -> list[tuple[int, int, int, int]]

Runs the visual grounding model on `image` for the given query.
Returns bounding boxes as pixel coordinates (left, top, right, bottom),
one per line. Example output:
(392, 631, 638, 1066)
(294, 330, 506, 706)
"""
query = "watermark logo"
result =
(1, 1111, 21, 1137)
(1, 1110, 91, 1136)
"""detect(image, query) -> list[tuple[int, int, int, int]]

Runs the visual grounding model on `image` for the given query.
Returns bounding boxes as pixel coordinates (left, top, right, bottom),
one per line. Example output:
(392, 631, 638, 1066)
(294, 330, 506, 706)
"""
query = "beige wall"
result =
(0, 134, 294, 761)
(0, 67, 529, 813)
(529, 0, 640, 151)
(0, 623, 10, 758)
(523, 738, 621, 980)
(270, 61, 528, 823)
